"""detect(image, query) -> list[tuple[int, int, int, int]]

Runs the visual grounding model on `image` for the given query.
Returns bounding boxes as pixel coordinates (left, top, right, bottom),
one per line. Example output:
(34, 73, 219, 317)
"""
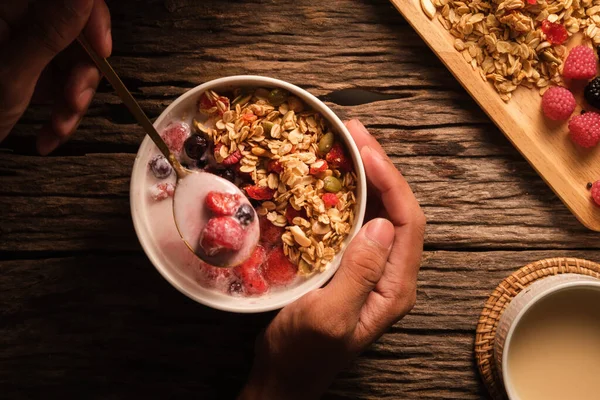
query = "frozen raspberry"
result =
(198, 262, 233, 288)
(222, 150, 242, 165)
(309, 160, 328, 175)
(526, 0, 536, 4)
(591, 180, 600, 206)
(267, 160, 283, 173)
(325, 143, 352, 172)
(259, 217, 284, 248)
(541, 20, 568, 45)
(234, 204, 255, 226)
(161, 122, 190, 154)
(263, 247, 298, 286)
(149, 182, 175, 201)
(148, 154, 172, 179)
(541, 87, 576, 121)
(568, 112, 600, 148)
(206, 191, 240, 216)
(322, 193, 339, 208)
(245, 185, 275, 200)
(199, 217, 245, 256)
(234, 245, 268, 295)
(563, 46, 597, 80)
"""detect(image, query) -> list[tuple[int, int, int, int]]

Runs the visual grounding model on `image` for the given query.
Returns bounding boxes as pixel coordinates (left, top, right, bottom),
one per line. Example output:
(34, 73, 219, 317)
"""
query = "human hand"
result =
(0, 0, 111, 155)
(238, 119, 426, 400)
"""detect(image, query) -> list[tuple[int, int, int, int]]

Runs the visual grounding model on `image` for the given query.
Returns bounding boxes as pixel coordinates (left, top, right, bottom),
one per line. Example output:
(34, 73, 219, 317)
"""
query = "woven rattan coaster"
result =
(475, 257, 600, 400)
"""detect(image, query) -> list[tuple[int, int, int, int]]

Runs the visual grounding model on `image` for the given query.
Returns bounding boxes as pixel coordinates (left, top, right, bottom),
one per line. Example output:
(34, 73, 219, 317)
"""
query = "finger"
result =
(37, 62, 99, 155)
(323, 218, 394, 320)
(0, 0, 94, 143)
(84, 0, 112, 58)
(7, 0, 94, 80)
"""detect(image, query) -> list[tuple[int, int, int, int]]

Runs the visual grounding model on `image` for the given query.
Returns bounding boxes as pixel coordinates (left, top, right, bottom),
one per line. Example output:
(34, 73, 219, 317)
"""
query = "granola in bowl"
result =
(131, 80, 363, 306)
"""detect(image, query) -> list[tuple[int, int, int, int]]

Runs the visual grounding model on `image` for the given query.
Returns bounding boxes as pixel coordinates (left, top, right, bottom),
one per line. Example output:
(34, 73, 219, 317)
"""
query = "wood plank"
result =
(1, 154, 598, 252)
(2, 250, 598, 399)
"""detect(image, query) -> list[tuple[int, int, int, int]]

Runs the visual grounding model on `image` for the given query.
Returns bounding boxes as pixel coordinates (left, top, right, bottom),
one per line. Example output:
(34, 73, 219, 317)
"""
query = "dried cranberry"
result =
(541, 20, 568, 45)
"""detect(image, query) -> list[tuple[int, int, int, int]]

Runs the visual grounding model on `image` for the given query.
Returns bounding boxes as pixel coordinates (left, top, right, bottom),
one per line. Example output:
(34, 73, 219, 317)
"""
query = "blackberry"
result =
(235, 204, 255, 226)
(228, 280, 244, 295)
(219, 168, 236, 183)
(183, 134, 207, 160)
(149, 155, 172, 179)
(584, 77, 600, 109)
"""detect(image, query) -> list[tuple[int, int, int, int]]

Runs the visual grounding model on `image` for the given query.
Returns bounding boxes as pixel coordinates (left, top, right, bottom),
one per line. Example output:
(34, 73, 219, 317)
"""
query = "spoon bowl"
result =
(77, 36, 257, 268)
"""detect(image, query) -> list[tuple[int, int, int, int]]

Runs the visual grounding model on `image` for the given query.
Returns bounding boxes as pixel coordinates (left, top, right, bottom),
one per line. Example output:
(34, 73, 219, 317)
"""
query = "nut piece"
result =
(312, 221, 331, 235)
(289, 225, 311, 247)
(420, 0, 436, 19)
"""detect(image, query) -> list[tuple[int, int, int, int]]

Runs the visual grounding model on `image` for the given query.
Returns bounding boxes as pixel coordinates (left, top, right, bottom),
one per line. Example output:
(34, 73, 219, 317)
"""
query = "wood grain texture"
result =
(1, 0, 599, 399)
(389, 0, 600, 231)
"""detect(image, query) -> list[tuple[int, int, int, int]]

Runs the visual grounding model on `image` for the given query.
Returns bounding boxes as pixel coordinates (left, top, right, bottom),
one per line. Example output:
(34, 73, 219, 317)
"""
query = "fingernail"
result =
(37, 134, 61, 156)
(351, 119, 370, 136)
(361, 145, 385, 163)
(365, 218, 394, 249)
(78, 88, 95, 110)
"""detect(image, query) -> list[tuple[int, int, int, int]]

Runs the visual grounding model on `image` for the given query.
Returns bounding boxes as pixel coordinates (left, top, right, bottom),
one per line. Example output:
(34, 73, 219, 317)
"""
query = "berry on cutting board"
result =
(541, 87, 576, 121)
(563, 45, 597, 80)
(568, 112, 600, 148)
(591, 180, 600, 206)
(199, 217, 245, 256)
(584, 78, 600, 109)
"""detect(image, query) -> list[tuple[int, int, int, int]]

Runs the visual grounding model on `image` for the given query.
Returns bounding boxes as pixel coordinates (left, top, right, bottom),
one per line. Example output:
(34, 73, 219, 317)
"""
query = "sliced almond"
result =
(290, 225, 311, 247)
(421, 0, 436, 19)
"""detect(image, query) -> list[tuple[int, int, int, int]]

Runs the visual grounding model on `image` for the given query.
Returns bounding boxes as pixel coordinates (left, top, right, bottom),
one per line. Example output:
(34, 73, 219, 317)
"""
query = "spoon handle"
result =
(77, 35, 184, 173)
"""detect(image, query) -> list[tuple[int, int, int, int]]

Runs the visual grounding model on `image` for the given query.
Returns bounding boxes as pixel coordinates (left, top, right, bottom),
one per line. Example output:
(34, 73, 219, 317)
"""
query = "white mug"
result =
(494, 273, 600, 400)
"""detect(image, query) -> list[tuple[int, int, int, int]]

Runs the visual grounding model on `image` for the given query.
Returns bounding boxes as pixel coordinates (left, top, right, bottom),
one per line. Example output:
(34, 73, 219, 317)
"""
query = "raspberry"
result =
(198, 262, 233, 288)
(199, 217, 245, 256)
(584, 77, 600, 109)
(259, 217, 284, 248)
(526, 0, 535, 4)
(591, 180, 600, 206)
(325, 143, 352, 172)
(222, 149, 242, 165)
(234, 245, 268, 295)
(149, 182, 175, 201)
(245, 185, 275, 200)
(563, 46, 597, 80)
(205, 191, 240, 216)
(285, 205, 306, 224)
(148, 154, 172, 179)
(322, 193, 339, 208)
(541, 20, 568, 45)
(541, 87, 576, 121)
(263, 247, 297, 286)
(161, 122, 190, 154)
(568, 112, 600, 148)
(267, 160, 283, 173)
(309, 160, 328, 175)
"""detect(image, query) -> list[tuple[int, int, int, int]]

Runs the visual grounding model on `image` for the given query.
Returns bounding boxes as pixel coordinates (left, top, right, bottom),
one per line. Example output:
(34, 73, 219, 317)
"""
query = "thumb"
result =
(323, 218, 394, 318)
(0, 0, 93, 142)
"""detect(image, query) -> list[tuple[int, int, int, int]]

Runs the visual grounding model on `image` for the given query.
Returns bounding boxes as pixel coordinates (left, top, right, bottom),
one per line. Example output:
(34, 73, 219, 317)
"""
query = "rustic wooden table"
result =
(2, 1, 599, 398)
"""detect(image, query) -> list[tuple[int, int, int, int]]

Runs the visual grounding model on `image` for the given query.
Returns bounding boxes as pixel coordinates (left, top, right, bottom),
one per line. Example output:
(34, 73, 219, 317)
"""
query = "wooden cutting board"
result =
(390, 0, 600, 232)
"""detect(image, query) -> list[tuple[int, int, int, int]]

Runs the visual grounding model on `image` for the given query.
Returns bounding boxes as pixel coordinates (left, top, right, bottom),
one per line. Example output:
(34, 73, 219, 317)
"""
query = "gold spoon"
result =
(77, 36, 259, 268)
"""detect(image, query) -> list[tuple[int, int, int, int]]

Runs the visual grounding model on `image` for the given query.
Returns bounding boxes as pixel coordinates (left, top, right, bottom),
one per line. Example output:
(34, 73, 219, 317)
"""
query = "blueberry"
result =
(220, 168, 236, 183)
(149, 155, 172, 179)
(184, 134, 207, 160)
(196, 155, 208, 169)
(235, 203, 255, 226)
(228, 280, 244, 295)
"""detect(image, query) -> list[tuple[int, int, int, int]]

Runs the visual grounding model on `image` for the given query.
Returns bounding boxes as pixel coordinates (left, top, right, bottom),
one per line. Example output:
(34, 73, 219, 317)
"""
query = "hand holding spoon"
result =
(77, 36, 258, 268)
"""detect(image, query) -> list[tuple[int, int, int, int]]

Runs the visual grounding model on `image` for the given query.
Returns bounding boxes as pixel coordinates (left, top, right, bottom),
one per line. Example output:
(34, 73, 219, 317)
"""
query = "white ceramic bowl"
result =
(494, 273, 600, 399)
(130, 75, 367, 313)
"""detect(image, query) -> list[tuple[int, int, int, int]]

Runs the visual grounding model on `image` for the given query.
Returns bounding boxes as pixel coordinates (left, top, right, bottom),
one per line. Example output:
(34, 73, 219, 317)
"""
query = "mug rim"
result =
(501, 278, 600, 399)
